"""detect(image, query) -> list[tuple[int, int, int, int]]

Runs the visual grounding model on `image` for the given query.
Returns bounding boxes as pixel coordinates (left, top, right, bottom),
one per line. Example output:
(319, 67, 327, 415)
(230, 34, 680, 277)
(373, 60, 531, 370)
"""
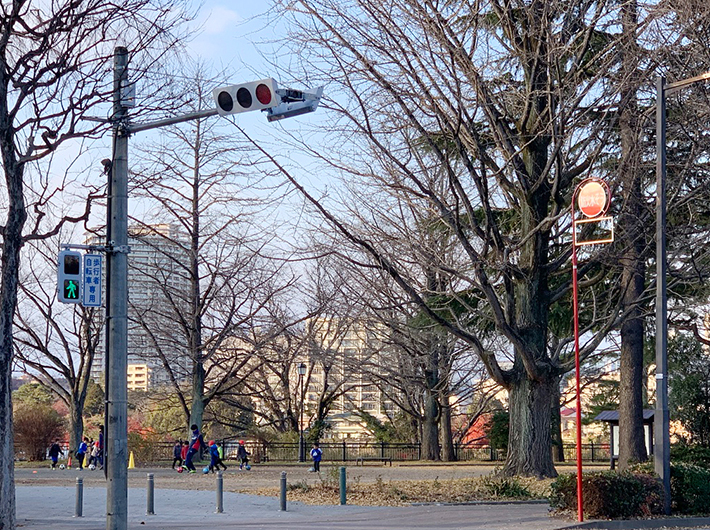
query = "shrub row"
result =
(552, 463, 710, 519)
(549, 471, 663, 519)
(631, 461, 710, 515)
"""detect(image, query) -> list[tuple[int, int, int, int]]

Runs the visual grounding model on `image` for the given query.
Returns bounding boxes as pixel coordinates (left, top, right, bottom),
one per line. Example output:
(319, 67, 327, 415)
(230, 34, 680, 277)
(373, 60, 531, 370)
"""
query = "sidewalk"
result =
(16, 485, 561, 530)
(15, 482, 710, 530)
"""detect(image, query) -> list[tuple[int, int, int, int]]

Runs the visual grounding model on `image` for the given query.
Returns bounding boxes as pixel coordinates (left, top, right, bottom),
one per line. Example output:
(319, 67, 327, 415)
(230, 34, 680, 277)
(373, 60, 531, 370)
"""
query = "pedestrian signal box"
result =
(58, 250, 82, 303)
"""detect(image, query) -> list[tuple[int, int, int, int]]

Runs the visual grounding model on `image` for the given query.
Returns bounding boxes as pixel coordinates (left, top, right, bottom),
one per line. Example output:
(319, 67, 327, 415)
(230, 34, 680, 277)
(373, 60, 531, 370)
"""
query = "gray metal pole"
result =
(146, 473, 155, 515)
(75, 477, 83, 517)
(106, 45, 130, 530)
(216, 471, 224, 513)
(655, 75, 671, 515)
(280, 471, 287, 511)
(339, 466, 346, 505)
(299, 374, 305, 462)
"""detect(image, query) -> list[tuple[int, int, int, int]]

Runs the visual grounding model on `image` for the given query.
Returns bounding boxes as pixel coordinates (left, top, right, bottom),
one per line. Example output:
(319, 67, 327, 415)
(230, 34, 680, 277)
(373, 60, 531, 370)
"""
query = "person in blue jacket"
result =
(310, 442, 322, 472)
(208, 440, 227, 473)
(76, 437, 88, 470)
(184, 424, 207, 474)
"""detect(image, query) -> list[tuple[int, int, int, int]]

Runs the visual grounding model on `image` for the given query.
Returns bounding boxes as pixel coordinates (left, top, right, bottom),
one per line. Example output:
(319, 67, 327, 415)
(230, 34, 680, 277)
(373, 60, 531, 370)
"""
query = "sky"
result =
(186, 1, 275, 77)
(60, 0, 327, 242)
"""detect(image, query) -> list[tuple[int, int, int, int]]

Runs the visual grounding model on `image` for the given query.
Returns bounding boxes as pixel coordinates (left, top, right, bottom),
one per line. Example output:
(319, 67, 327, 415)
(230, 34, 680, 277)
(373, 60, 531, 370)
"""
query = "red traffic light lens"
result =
(255, 84, 272, 105)
(217, 91, 233, 112)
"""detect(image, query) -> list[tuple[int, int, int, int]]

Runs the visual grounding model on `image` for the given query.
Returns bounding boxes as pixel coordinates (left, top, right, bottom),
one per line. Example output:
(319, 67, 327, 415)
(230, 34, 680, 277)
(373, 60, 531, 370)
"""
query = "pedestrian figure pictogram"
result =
(64, 280, 79, 299)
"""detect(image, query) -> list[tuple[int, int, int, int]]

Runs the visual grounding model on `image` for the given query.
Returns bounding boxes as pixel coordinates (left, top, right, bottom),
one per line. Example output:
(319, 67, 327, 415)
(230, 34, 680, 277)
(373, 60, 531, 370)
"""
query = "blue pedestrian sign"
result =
(82, 254, 103, 307)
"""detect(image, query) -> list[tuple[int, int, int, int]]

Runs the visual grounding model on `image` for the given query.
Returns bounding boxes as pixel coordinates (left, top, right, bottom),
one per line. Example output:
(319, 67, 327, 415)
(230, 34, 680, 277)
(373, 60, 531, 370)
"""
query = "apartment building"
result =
(88, 224, 191, 388)
(300, 317, 396, 439)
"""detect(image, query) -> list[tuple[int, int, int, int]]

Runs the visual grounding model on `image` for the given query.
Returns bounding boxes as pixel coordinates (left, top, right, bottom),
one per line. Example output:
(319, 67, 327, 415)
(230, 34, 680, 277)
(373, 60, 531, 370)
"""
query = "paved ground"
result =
(13, 463, 710, 530)
(16, 485, 560, 530)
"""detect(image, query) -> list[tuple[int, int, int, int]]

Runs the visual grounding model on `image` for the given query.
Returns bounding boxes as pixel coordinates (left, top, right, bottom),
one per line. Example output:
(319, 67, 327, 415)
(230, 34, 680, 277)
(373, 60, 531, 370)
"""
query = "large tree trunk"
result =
(0, 100, 27, 530)
(421, 387, 439, 460)
(504, 374, 558, 478)
(189, 360, 205, 432)
(439, 403, 456, 461)
(617, 0, 648, 470)
(69, 403, 84, 455)
(0, 342, 15, 530)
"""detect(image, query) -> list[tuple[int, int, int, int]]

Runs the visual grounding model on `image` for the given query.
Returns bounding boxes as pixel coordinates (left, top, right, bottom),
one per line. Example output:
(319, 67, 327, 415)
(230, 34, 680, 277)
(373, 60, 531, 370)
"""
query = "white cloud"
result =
(198, 5, 242, 35)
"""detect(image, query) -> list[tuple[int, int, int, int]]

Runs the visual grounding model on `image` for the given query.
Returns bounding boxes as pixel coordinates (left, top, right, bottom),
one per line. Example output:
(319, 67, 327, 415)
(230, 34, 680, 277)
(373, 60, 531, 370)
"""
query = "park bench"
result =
(355, 456, 392, 466)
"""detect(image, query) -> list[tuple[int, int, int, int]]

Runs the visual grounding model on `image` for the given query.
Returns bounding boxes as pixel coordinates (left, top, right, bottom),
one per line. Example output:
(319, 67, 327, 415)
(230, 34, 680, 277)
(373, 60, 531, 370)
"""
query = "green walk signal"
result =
(64, 279, 79, 299)
(58, 250, 82, 304)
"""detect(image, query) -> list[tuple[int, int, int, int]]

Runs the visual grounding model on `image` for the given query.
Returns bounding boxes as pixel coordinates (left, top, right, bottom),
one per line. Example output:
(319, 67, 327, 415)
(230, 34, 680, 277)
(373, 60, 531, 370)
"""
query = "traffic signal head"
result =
(58, 250, 82, 304)
(212, 78, 280, 116)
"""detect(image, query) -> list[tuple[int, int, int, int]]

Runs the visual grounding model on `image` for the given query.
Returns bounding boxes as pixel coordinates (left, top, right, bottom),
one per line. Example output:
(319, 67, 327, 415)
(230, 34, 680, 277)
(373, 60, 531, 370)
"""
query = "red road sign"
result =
(577, 180, 608, 218)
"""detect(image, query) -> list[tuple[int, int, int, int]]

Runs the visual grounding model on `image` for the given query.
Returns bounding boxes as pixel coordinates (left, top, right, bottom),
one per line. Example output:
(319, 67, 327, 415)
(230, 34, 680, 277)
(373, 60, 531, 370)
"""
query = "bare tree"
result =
(262, 0, 654, 478)
(615, 0, 649, 469)
(0, 0, 191, 525)
(307, 238, 496, 460)
(128, 63, 296, 437)
(238, 264, 364, 440)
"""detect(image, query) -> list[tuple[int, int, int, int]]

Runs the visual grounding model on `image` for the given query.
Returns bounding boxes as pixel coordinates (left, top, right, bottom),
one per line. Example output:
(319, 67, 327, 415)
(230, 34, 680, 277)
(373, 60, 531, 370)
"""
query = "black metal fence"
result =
(140, 440, 612, 465)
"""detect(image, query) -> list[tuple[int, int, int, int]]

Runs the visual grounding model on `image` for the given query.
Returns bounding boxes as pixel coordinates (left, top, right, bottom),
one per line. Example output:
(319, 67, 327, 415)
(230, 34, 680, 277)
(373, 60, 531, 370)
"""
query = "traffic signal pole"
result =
(98, 46, 323, 530)
(106, 46, 129, 530)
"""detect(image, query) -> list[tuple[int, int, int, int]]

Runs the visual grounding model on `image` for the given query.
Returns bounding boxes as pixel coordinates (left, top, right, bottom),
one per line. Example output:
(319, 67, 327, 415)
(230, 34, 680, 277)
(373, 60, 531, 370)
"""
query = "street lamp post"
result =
(298, 362, 307, 463)
(656, 71, 710, 515)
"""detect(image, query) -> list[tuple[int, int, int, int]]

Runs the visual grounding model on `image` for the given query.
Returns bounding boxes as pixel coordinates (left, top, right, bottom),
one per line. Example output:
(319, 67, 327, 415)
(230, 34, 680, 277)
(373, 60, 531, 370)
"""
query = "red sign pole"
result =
(570, 178, 612, 522)
(571, 187, 584, 523)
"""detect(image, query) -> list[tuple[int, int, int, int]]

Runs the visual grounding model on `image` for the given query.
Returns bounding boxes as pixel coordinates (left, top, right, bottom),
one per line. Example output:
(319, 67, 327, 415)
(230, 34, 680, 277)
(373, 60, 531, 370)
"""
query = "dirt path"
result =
(14, 462, 600, 492)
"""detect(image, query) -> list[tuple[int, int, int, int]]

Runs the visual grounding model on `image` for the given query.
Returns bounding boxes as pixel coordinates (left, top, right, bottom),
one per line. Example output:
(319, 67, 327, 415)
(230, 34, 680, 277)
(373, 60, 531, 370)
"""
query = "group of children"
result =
(171, 426, 250, 474)
(47, 425, 104, 470)
(170, 425, 324, 474)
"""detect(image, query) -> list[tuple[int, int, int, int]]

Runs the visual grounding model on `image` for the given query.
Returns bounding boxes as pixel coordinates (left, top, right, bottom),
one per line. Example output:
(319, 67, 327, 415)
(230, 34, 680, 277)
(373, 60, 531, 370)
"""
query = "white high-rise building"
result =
(88, 224, 191, 388)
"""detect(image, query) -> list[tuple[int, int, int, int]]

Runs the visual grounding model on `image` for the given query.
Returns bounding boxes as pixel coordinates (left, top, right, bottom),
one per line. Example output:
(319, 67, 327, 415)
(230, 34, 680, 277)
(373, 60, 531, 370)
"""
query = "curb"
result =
(411, 499, 550, 506)
(557, 516, 710, 529)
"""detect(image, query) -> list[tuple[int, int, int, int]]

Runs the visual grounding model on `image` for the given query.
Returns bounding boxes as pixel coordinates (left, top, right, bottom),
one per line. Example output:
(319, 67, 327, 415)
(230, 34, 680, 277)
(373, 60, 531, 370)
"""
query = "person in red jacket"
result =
(181, 440, 189, 462)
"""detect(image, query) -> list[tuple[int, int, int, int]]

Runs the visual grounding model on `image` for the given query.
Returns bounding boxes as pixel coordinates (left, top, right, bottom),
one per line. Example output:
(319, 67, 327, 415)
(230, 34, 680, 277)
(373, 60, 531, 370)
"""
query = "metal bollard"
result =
(74, 477, 83, 517)
(216, 471, 224, 513)
(280, 471, 287, 511)
(339, 466, 347, 505)
(146, 473, 155, 515)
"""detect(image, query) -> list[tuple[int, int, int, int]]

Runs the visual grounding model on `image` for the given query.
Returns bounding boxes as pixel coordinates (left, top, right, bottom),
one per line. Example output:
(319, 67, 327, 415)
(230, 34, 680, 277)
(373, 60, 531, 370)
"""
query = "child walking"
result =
(208, 440, 227, 473)
(172, 440, 183, 469)
(236, 440, 250, 470)
(310, 442, 322, 472)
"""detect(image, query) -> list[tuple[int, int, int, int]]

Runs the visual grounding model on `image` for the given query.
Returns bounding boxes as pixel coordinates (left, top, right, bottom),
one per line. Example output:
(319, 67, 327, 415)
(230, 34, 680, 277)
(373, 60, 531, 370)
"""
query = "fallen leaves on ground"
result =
(248, 474, 553, 506)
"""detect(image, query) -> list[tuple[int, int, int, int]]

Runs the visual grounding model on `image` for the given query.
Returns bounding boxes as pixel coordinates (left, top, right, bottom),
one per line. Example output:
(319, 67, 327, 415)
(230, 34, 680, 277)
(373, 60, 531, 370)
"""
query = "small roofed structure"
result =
(594, 410, 654, 469)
